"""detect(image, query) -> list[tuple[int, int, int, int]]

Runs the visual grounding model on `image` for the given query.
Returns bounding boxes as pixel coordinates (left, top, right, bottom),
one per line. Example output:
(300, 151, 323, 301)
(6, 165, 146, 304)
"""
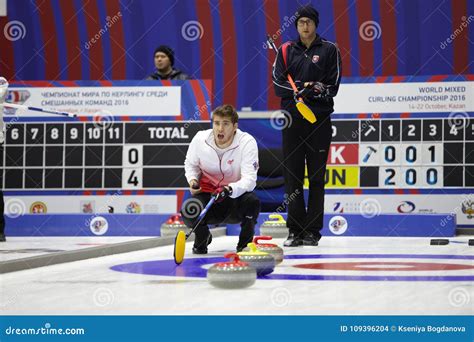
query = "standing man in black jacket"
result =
(272, 5, 342, 247)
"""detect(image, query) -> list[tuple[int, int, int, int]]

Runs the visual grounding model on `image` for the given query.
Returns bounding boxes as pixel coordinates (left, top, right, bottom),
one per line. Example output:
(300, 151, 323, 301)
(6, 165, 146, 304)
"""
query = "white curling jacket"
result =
(184, 129, 259, 198)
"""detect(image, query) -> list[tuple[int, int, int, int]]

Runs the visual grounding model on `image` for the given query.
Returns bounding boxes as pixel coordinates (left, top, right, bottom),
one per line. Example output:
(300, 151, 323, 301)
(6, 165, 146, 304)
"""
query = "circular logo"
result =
(126, 202, 141, 214)
(89, 216, 109, 236)
(397, 201, 416, 213)
(30, 201, 47, 214)
(328, 215, 348, 235)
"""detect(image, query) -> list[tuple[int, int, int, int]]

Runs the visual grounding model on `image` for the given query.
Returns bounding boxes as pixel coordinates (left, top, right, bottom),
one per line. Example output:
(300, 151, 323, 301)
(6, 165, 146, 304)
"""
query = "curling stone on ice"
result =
(238, 243, 275, 276)
(246, 236, 284, 265)
(207, 253, 256, 289)
(160, 214, 188, 236)
(259, 214, 288, 238)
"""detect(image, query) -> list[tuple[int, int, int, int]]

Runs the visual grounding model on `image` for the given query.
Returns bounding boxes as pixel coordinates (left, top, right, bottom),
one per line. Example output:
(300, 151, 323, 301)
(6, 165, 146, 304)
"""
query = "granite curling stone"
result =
(238, 243, 275, 276)
(207, 253, 257, 289)
(248, 236, 284, 265)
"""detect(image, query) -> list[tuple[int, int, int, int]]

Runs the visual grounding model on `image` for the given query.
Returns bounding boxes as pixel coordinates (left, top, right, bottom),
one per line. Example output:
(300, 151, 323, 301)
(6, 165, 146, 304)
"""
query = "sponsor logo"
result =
(253, 161, 259, 170)
(397, 201, 416, 213)
(329, 215, 348, 235)
(227, 159, 234, 165)
(312, 55, 320, 63)
(4, 90, 30, 115)
(30, 201, 47, 214)
(90, 216, 109, 235)
(81, 201, 95, 214)
(331, 201, 360, 213)
(462, 200, 474, 219)
(126, 202, 141, 214)
(333, 202, 344, 213)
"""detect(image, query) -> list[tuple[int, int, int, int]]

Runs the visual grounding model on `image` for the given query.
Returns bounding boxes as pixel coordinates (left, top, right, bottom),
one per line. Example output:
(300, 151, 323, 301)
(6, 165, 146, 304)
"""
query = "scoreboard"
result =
(2, 121, 209, 190)
(2, 116, 471, 191)
(316, 116, 470, 189)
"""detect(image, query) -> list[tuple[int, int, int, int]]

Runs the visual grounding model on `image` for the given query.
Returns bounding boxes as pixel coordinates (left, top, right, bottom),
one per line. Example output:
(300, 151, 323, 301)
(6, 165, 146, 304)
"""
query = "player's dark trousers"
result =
(181, 192, 260, 250)
(0, 191, 5, 235)
(282, 113, 332, 238)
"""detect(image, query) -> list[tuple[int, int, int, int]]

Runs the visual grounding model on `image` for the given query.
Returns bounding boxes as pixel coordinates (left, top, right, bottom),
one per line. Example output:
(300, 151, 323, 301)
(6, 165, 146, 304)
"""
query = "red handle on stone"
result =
(253, 236, 273, 245)
(224, 252, 240, 263)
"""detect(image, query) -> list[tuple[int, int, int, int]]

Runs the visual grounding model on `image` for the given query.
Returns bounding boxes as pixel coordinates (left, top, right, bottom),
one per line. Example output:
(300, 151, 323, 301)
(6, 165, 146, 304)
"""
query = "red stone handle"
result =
(253, 236, 272, 244)
(224, 252, 240, 263)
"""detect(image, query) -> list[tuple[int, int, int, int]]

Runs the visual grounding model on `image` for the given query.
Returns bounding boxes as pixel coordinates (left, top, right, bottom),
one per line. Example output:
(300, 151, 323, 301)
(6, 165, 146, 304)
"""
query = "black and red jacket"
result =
(272, 34, 342, 117)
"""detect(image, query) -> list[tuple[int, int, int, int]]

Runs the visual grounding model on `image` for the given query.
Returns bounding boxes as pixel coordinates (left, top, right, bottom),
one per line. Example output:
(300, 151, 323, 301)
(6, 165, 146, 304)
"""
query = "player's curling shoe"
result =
(0, 234, 6, 242)
(192, 233, 212, 254)
(283, 233, 303, 247)
(303, 232, 320, 246)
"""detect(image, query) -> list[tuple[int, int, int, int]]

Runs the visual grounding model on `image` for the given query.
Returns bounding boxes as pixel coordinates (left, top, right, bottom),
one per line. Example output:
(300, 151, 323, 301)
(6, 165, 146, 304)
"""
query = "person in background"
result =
(146, 45, 190, 80)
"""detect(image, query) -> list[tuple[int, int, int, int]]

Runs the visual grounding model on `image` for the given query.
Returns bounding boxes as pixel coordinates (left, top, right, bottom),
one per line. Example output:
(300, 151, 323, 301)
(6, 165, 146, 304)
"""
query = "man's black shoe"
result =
(0, 234, 5, 242)
(192, 247, 208, 254)
(283, 233, 303, 247)
(192, 233, 212, 254)
(303, 232, 320, 246)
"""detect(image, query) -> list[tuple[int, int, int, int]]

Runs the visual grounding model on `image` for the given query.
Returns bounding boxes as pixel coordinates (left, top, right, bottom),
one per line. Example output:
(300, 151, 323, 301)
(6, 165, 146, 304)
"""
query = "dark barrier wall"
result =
(0, 0, 472, 110)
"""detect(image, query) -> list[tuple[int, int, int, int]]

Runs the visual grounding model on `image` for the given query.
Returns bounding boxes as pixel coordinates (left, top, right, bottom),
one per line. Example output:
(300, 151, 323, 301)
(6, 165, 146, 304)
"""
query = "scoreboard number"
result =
(379, 167, 443, 188)
(122, 145, 143, 189)
(122, 168, 143, 189)
(123, 145, 143, 167)
(381, 144, 401, 165)
(401, 144, 422, 166)
(421, 144, 443, 164)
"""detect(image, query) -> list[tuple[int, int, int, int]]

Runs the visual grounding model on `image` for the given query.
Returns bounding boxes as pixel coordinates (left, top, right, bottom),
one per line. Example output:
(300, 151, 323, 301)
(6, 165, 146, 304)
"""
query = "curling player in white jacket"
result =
(182, 104, 260, 253)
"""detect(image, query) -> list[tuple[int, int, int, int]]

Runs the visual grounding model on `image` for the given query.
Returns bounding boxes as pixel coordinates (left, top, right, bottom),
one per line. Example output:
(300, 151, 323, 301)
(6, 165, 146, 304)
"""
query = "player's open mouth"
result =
(218, 134, 224, 139)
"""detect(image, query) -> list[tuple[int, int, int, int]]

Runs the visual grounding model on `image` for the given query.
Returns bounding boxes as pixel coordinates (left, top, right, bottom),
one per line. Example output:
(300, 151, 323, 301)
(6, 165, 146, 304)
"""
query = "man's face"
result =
(212, 115, 237, 147)
(297, 17, 316, 40)
(154, 52, 171, 71)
